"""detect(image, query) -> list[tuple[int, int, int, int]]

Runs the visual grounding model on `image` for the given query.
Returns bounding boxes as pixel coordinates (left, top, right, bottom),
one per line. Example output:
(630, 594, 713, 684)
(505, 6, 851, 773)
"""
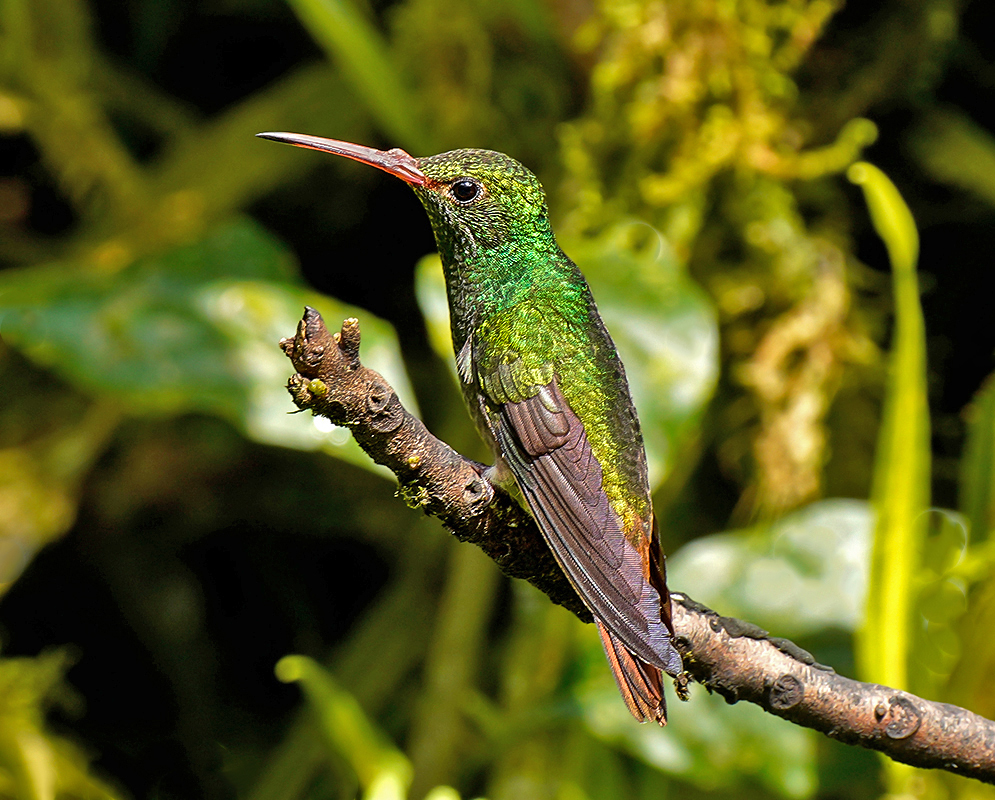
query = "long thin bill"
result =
(256, 132, 426, 186)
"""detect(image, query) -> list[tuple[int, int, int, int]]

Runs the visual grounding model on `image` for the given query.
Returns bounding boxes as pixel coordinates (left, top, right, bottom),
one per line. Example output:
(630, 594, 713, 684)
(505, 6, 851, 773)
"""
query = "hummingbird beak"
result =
(256, 132, 426, 186)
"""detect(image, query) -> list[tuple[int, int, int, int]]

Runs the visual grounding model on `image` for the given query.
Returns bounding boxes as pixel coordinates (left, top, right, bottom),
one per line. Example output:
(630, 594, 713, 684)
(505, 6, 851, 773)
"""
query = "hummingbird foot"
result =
(481, 455, 515, 491)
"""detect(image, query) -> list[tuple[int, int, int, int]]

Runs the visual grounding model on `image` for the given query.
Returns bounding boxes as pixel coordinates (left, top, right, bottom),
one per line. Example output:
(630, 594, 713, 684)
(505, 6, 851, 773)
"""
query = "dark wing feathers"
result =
(649, 514, 679, 644)
(503, 392, 570, 456)
(492, 380, 681, 675)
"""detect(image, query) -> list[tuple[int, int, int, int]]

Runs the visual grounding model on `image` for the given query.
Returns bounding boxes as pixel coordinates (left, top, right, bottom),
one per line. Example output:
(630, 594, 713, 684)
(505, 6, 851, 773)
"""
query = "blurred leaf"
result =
(153, 62, 373, 221)
(848, 163, 930, 698)
(0, 651, 123, 800)
(415, 221, 719, 489)
(669, 498, 873, 637)
(920, 509, 971, 582)
(276, 655, 414, 800)
(669, 497, 978, 743)
(946, 569, 995, 721)
(942, 375, 995, 725)
(406, 544, 500, 799)
(910, 510, 970, 682)
(579, 653, 816, 799)
(909, 109, 995, 210)
(917, 513, 995, 799)
(0, 402, 120, 596)
(961, 375, 995, 543)
(284, 0, 431, 153)
(422, 789, 464, 800)
(0, 218, 418, 474)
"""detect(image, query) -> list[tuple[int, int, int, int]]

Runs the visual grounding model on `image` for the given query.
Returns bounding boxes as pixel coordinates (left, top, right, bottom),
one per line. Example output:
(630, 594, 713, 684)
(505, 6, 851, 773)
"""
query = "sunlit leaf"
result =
(422, 788, 465, 800)
(275, 655, 413, 799)
(0, 651, 125, 800)
(945, 375, 995, 721)
(848, 162, 930, 795)
(668, 498, 873, 636)
(579, 657, 817, 799)
(415, 221, 719, 488)
(848, 163, 930, 700)
(0, 218, 417, 474)
(847, 163, 919, 274)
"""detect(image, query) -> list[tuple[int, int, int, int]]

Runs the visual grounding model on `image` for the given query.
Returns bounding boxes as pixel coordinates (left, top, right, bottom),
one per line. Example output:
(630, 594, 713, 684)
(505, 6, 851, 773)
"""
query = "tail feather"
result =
(596, 620, 668, 725)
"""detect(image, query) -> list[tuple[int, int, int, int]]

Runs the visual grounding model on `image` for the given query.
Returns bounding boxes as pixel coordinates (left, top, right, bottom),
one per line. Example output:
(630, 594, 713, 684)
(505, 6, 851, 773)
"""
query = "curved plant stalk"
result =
(276, 655, 485, 800)
(849, 162, 930, 794)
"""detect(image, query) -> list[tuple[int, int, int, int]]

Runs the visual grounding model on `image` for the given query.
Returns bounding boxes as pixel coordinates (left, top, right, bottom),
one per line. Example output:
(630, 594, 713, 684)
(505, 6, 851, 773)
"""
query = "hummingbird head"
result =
(256, 133, 555, 267)
(411, 149, 552, 261)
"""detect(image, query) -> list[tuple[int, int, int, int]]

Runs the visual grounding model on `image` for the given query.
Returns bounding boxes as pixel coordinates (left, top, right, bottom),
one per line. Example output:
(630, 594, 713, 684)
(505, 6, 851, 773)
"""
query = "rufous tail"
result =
(596, 620, 668, 725)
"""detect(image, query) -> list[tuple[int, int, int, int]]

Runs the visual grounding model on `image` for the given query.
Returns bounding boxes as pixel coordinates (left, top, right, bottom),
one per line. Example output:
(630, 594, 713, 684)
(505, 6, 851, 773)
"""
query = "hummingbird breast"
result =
(452, 260, 652, 542)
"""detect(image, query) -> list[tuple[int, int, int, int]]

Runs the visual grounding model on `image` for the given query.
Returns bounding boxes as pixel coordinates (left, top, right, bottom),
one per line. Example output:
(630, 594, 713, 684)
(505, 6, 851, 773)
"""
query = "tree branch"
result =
(280, 308, 995, 784)
(673, 597, 995, 782)
(280, 307, 589, 620)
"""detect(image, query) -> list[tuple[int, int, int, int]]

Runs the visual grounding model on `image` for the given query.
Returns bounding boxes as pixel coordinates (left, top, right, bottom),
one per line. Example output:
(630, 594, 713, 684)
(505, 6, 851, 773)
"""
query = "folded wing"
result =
(490, 379, 683, 682)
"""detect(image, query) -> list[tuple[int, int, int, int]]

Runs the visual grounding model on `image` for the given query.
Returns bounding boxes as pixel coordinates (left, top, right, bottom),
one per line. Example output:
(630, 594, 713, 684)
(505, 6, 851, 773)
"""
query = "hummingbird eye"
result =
(451, 178, 481, 203)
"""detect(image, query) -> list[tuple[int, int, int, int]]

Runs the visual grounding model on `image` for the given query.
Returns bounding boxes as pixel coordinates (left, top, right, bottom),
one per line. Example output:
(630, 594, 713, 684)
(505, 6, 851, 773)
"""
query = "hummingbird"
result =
(257, 132, 685, 723)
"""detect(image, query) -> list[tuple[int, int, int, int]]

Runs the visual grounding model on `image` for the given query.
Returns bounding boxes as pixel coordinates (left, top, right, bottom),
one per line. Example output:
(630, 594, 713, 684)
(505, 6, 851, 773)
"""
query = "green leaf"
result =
(0, 218, 417, 474)
(848, 163, 930, 696)
(909, 109, 995, 211)
(943, 375, 995, 719)
(668, 498, 873, 637)
(847, 163, 919, 273)
(275, 655, 413, 799)
(414, 221, 719, 489)
(0, 651, 125, 800)
(579, 658, 817, 799)
(422, 789, 463, 800)
(961, 374, 995, 544)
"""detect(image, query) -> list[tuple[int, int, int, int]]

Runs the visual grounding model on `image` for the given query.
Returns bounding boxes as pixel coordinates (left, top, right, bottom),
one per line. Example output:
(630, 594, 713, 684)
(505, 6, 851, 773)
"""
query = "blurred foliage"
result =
(1, 0, 995, 799)
(0, 649, 122, 800)
(0, 218, 417, 471)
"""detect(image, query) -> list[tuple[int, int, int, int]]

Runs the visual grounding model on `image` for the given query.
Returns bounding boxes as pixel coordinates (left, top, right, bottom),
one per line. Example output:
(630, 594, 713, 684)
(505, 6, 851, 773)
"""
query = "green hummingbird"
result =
(257, 132, 684, 723)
